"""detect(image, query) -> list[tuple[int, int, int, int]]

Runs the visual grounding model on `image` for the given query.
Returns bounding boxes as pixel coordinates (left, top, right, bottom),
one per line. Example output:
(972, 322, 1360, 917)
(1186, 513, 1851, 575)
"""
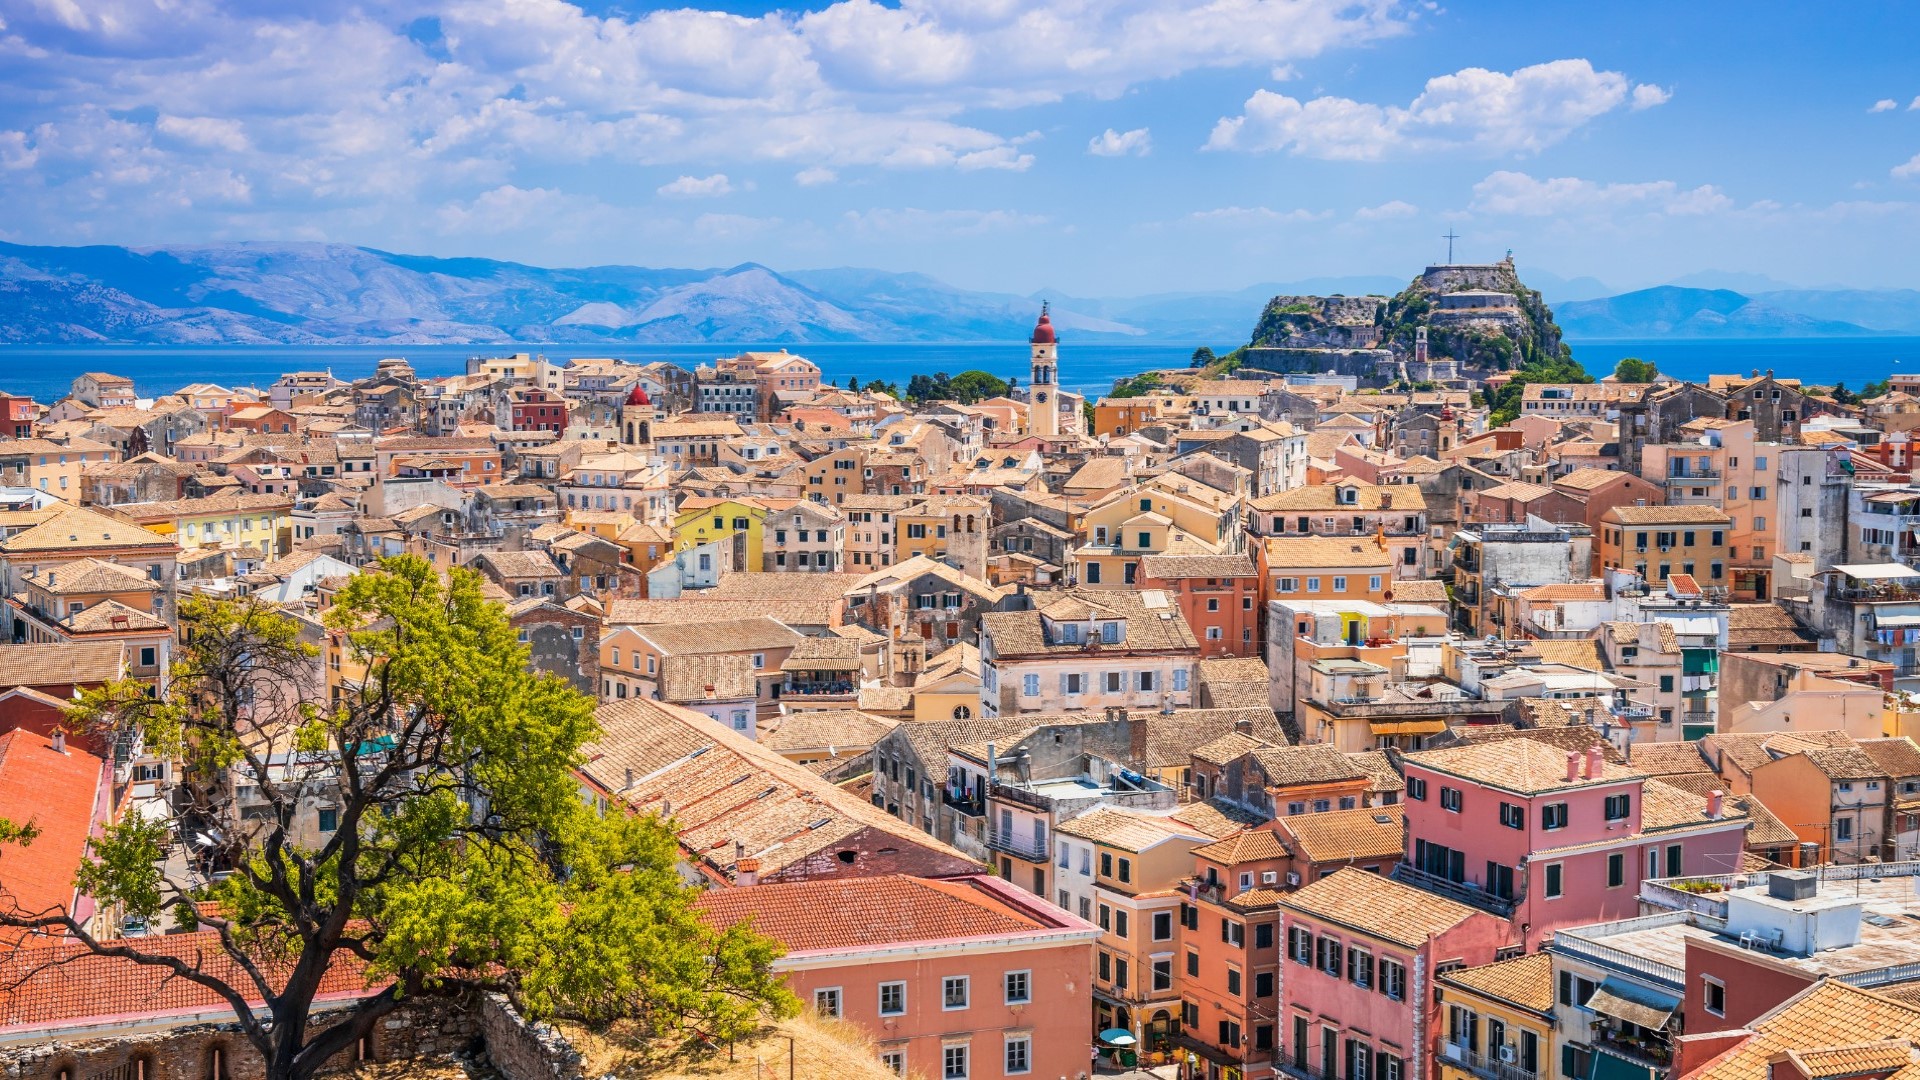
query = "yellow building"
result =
(672, 497, 769, 569)
(1434, 952, 1554, 1080)
(115, 492, 292, 559)
(1074, 483, 1242, 588)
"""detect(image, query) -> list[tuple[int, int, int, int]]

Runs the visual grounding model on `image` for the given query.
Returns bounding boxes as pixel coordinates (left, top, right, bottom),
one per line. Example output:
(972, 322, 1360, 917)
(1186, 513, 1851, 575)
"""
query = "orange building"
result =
(1139, 553, 1262, 658)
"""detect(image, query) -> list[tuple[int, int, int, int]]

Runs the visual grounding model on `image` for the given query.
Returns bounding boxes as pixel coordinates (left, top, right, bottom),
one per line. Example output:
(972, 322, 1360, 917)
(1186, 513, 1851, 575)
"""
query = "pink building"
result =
(1277, 869, 1507, 1080)
(697, 872, 1099, 1080)
(1401, 740, 1749, 948)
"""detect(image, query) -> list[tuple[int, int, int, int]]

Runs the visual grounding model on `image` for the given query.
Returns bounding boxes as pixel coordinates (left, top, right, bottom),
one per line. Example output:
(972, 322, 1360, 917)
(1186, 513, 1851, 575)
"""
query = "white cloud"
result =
(1208, 59, 1663, 160)
(1088, 127, 1151, 157)
(0, 131, 37, 170)
(842, 207, 1049, 237)
(1354, 199, 1419, 220)
(155, 115, 250, 153)
(1185, 206, 1329, 224)
(657, 173, 735, 198)
(436, 185, 588, 234)
(1630, 83, 1671, 110)
(1894, 153, 1920, 180)
(1872, 99, 1899, 113)
(794, 166, 837, 186)
(1470, 170, 1732, 217)
(1911, 96, 1920, 111)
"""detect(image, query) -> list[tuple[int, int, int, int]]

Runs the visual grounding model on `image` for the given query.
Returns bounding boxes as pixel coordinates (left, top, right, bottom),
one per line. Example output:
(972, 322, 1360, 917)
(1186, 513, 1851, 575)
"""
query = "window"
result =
(1347, 947, 1373, 989)
(140, 646, 157, 667)
(1222, 919, 1244, 947)
(1607, 853, 1625, 888)
(814, 988, 843, 1017)
(943, 1044, 968, 1080)
(1004, 1036, 1030, 1076)
(879, 1049, 905, 1075)
(1100, 852, 1113, 876)
(1406, 776, 1427, 801)
(1498, 802, 1525, 829)
(1379, 958, 1405, 1001)
(1278, 577, 1298, 593)
(1022, 673, 1039, 697)
(942, 976, 969, 1010)
(1138, 671, 1156, 692)
(1332, 576, 1347, 592)
(317, 808, 339, 833)
(879, 982, 906, 1016)
(1306, 577, 1321, 593)
(1544, 863, 1563, 899)
(1439, 786, 1462, 813)
(1119, 857, 1133, 883)
(1255, 922, 1274, 949)
(1115, 910, 1130, 938)
(1226, 967, 1242, 996)
(1106, 671, 1124, 693)
(1289, 926, 1313, 964)
(1703, 976, 1727, 1018)
(1004, 970, 1030, 1004)
(1836, 818, 1855, 842)
(1153, 911, 1174, 941)
(1187, 950, 1200, 977)
(1605, 794, 1630, 821)
(1153, 958, 1173, 991)
(1542, 803, 1569, 830)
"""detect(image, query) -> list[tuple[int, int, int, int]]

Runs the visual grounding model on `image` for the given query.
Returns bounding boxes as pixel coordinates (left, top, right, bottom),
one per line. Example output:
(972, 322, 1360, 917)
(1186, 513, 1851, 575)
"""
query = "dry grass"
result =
(557, 1011, 912, 1080)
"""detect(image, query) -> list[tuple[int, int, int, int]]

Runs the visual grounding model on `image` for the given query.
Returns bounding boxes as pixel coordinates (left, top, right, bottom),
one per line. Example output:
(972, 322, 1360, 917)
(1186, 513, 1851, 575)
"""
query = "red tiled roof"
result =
(694, 874, 1058, 954)
(0, 729, 108, 946)
(0, 931, 378, 1033)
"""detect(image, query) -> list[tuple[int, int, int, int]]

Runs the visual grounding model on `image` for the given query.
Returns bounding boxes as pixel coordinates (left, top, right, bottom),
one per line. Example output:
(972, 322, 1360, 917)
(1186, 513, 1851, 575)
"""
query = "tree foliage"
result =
(1110, 372, 1164, 399)
(1486, 347, 1592, 427)
(1612, 357, 1659, 383)
(1191, 346, 1216, 365)
(905, 370, 1011, 404)
(0, 559, 794, 1080)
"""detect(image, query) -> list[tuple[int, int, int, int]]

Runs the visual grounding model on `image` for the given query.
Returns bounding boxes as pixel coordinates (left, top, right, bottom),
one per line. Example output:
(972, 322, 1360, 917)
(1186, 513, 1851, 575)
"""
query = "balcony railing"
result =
(1665, 467, 1721, 481)
(1439, 1043, 1539, 1080)
(1391, 863, 1519, 917)
(1588, 1031, 1672, 1070)
(986, 826, 1049, 862)
(943, 789, 985, 817)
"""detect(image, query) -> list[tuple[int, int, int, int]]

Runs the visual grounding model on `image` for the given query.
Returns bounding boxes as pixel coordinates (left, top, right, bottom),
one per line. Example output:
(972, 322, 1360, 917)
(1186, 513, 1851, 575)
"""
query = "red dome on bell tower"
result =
(625, 383, 652, 406)
(1029, 302, 1056, 345)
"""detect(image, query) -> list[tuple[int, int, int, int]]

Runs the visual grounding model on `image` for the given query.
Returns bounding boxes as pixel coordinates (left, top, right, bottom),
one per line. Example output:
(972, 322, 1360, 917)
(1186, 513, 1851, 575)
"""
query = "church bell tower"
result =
(1029, 303, 1059, 438)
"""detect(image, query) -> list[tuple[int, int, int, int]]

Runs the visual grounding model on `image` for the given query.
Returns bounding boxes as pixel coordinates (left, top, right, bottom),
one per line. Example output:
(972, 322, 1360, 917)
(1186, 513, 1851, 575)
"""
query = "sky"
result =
(3, 0, 1920, 296)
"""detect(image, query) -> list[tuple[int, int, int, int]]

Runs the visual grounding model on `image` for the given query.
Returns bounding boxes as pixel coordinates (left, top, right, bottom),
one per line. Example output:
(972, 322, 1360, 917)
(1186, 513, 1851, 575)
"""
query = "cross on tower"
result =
(1443, 229, 1461, 265)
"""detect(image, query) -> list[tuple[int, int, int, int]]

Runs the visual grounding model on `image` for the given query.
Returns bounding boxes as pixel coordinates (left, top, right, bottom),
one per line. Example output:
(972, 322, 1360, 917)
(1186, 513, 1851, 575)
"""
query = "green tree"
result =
(1110, 372, 1163, 399)
(945, 369, 1012, 404)
(1, 560, 794, 1080)
(861, 379, 898, 398)
(1831, 381, 1857, 405)
(846, 375, 860, 391)
(1862, 379, 1893, 400)
(1486, 349, 1593, 427)
(1192, 346, 1216, 365)
(1612, 357, 1659, 383)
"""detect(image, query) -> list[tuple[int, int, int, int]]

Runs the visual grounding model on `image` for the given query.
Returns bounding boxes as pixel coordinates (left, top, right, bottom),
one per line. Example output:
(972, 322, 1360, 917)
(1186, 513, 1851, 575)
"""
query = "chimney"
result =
(1381, 492, 1392, 510)
(1129, 713, 1147, 768)
(1566, 752, 1582, 783)
(1234, 717, 1254, 736)
(1584, 745, 1605, 780)
(51, 728, 66, 754)
(1707, 789, 1725, 820)
(736, 856, 761, 887)
(987, 742, 998, 783)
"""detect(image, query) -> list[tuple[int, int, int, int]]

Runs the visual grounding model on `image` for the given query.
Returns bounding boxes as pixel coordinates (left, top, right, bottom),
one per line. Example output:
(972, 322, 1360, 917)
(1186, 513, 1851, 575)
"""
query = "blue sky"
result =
(3, 0, 1919, 295)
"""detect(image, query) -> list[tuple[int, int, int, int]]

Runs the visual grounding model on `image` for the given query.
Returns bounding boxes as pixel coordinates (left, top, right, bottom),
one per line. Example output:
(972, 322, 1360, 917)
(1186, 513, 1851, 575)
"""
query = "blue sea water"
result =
(2, 337, 1918, 402)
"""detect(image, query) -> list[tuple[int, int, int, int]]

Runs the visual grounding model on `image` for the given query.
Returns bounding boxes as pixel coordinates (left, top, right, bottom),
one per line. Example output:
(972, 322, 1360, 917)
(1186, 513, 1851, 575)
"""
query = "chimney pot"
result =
(1707, 789, 1725, 820)
(736, 856, 761, 887)
(51, 728, 66, 753)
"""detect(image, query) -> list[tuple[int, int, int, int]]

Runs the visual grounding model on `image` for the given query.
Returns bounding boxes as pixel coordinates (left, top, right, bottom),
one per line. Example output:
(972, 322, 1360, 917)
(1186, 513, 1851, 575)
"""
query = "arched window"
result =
(952, 705, 973, 720)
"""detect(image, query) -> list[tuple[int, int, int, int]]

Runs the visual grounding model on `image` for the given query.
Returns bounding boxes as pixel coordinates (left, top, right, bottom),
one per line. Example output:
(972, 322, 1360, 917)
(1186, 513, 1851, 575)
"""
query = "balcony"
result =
(1391, 862, 1519, 917)
(1664, 467, 1720, 483)
(1439, 1044, 1539, 1080)
(943, 788, 985, 817)
(986, 825, 1049, 862)
(1587, 1030, 1672, 1071)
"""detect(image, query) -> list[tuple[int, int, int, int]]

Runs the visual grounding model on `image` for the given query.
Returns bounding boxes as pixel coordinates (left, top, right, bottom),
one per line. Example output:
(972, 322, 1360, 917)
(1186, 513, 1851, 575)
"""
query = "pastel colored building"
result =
(1434, 952, 1555, 1080)
(1401, 741, 1749, 949)
(1139, 553, 1262, 659)
(673, 496, 770, 568)
(1279, 869, 1508, 1080)
(1256, 536, 1395, 611)
(696, 873, 1099, 1080)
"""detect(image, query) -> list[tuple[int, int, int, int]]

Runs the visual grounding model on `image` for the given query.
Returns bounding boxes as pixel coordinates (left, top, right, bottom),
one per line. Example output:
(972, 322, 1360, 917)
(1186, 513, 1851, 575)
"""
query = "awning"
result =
(1371, 719, 1448, 736)
(1879, 616, 1920, 628)
(1586, 978, 1679, 1031)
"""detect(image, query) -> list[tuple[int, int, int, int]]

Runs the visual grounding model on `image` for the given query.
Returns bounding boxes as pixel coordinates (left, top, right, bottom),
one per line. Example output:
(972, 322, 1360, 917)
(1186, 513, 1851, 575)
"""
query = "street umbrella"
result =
(1099, 1029, 1137, 1046)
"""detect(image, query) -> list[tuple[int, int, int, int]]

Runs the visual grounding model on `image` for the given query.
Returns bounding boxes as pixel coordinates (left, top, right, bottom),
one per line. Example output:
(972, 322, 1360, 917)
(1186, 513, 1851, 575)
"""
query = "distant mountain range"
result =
(2, 241, 1918, 345)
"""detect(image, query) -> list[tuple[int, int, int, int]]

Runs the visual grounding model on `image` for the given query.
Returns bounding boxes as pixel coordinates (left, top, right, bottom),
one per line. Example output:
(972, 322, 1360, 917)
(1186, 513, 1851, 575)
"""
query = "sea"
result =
(3, 337, 1919, 401)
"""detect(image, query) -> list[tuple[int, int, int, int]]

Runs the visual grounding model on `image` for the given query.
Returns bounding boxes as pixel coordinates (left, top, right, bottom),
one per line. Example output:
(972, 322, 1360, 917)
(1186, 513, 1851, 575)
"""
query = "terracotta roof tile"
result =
(1281, 867, 1485, 950)
(1408, 738, 1641, 795)
(1192, 828, 1291, 865)
(1057, 807, 1211, 851)
(693, 874, 1055, 953)
(0, 641, 125, 687)
(0, 730, 107, 947)
(1278, 805, 1405, 864)
(1439, 951, 1555, 1015)
(1689, 982, 1920, 1080)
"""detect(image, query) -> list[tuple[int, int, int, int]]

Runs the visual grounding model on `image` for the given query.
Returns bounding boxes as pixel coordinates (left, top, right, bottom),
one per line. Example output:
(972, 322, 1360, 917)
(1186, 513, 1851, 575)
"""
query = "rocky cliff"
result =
(1377, 258, 1566, 370)
(1248, 294, 1387, 350)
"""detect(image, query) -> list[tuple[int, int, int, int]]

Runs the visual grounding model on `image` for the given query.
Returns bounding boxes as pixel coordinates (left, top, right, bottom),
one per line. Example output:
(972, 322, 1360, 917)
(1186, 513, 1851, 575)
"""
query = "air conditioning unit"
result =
(1262, 871, 1279, 885)
(1498, 1047, 1517, 1064)
(1286, 871, 1302, 887)
(1442, 1045, 1463, 1063)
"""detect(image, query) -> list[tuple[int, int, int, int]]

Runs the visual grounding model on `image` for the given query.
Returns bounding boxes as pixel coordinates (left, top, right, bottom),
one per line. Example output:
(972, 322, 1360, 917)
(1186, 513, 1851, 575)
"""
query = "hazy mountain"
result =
(1751, 289, 1920, 335)
(0, 241, 1168, 345)
(1556, 286, 1875, 338)
(1523, 269, 1618, 303)
(1663, 270, 1806, 293)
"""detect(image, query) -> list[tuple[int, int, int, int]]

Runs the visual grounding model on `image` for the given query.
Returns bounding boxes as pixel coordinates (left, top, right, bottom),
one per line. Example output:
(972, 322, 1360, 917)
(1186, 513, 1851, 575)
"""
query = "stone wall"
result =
(0, 999, 477, 1080)
(0, 995, 594, 1080)
(476, 995, 583, 1080)
(1239, 348, 1394, 380)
